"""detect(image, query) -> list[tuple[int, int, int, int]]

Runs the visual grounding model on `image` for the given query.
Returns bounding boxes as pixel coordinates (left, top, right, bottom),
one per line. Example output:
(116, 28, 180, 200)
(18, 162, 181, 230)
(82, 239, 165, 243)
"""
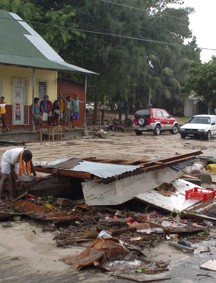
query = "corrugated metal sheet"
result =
(34, 158, 140, 179)
(73, 161, 140, 178)
(34, 151, 202, 182)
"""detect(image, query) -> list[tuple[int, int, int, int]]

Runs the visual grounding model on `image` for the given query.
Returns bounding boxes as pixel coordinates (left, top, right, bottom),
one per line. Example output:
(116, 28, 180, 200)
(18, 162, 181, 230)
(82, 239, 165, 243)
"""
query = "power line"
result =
(99, 0, 190, 23)
(29, 18, 216, 52)
(1, 15, 216, 52)
(0, 16, 183, 47)
(98, 0, 194, 32)
(100, 0, 148, 12)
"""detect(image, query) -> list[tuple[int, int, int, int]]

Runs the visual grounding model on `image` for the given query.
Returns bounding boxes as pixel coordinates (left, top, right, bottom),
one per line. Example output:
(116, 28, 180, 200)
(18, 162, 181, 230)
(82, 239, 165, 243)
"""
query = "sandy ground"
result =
(1, 130, 216, 282)
(1, 130, 215, 162)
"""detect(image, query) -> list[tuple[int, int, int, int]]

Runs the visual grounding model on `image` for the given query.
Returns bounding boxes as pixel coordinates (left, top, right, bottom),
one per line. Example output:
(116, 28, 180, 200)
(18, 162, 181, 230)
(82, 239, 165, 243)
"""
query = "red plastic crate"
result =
(185, 187, 215, 202)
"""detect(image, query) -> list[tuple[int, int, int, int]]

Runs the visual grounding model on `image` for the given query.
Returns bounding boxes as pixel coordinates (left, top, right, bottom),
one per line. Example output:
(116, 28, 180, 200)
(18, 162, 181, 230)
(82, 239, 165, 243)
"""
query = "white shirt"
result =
(2, 148, 24, 165)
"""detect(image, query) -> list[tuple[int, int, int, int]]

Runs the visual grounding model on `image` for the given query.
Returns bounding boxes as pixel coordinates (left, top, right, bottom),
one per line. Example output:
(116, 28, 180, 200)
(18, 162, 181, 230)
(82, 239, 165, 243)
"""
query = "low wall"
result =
(0, 128, 85, 143)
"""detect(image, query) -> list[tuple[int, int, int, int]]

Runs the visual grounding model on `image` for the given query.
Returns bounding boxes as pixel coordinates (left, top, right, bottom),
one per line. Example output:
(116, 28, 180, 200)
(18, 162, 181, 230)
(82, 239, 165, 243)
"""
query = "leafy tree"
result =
(0, 0, 201, 119)
(186, 58, 216, 107)
(138, 6, 200, 113)
(73, 1, 195, 118)
(0, 0, 40, 20)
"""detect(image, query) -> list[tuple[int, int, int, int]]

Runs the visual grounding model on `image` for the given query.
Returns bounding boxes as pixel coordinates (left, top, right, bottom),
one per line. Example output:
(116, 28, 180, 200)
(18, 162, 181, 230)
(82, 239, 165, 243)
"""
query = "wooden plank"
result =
(182, 212, 216, 222)
(137, 156, 201, 173)
(140, 151, 202, 168)
(56, 169, 91, 179)
(34, 167, 91, 179)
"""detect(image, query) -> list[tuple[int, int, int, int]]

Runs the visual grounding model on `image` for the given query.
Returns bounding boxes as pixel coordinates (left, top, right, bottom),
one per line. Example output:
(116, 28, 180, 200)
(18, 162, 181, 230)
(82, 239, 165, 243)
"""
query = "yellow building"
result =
(0, 10, 95, 129)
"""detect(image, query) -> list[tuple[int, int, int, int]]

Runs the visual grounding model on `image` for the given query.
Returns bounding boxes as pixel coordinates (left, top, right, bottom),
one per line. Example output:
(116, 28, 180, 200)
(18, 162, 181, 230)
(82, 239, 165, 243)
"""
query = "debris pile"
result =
(1, 151, 216, 280)
(0, 184, 215, 280)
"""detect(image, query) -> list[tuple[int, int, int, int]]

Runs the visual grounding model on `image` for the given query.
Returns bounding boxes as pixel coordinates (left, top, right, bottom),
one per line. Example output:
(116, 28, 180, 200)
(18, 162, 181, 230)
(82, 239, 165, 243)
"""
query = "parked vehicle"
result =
(133, 108, 179, 136)
(179, 114, 216, 140)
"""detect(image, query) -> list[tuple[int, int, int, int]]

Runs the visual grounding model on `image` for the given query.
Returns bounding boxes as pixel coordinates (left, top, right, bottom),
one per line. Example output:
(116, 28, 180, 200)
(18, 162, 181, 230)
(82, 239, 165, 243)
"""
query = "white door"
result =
(12, 79, 28, 125)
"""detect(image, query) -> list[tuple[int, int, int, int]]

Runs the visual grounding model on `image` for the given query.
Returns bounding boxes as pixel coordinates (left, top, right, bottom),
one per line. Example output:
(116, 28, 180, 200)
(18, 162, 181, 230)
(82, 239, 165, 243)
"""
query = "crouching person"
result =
(0, 148, 36, 204)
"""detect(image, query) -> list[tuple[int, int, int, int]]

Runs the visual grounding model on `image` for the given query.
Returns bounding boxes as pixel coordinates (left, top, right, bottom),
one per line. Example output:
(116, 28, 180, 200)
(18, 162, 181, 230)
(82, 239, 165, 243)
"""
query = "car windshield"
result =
(189, 117, 211, 124)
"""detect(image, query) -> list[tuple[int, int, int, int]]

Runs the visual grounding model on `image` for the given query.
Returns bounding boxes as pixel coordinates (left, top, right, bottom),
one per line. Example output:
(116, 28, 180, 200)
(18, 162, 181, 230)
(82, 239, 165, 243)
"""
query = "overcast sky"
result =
(182, 0, 216, 62)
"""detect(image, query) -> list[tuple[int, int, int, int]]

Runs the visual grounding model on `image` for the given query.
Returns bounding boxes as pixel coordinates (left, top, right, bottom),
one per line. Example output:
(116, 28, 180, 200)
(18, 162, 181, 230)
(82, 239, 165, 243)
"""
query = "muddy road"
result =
(0, 130, 214, 162)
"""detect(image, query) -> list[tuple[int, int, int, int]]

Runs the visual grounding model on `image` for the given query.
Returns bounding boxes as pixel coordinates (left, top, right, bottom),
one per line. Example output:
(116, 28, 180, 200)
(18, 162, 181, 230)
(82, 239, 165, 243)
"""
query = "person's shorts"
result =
(32, 115, 42, 125)
(53, 109, 60, 116)
(1, 156, 19, 174)
(53, 110, 60, 119)
(42, 113, 48, 121)
(73, 112, 79, 120)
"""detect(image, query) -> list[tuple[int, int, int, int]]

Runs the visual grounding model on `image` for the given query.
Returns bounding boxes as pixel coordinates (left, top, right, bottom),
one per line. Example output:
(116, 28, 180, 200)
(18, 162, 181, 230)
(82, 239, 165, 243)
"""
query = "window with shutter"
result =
(38, 81, 48, 100)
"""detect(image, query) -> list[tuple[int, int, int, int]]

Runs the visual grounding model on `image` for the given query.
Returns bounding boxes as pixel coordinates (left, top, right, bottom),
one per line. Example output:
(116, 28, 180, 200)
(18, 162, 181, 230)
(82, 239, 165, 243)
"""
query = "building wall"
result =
(0, 65, 58, 129)
(58, 79, 85, 127)
(0, 65, 86, 129)
(184, 98, 198, 117)
(0, 65, 58, 103)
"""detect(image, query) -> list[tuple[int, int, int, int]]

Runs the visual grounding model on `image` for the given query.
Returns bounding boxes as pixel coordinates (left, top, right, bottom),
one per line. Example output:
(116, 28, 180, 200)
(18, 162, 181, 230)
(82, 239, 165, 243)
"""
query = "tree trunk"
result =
(101, 109, 105, 125)
(93, 95, 98, 125)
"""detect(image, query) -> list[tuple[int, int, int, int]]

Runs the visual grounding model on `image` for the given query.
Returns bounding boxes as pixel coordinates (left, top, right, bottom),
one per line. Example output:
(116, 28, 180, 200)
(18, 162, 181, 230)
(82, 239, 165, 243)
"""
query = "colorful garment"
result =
(33, 103, 40, 116)
(32, 102, 41, 128)
(64, 101, 72, 124)
(71, 98, 79, 120)
(0, 102, 6, 115)
(0, 98, 9, 130)
(59, 98, 65, 113)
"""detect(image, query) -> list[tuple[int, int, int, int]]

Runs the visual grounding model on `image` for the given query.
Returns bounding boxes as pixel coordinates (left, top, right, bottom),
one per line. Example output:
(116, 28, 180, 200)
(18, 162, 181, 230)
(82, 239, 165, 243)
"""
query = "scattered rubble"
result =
(1, 151, 216, 280)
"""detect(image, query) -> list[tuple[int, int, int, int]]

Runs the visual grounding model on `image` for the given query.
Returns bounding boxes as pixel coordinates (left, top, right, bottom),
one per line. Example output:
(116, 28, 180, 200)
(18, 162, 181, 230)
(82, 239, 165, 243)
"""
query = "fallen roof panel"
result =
(34, 151, 202, 182)
(135, 179, 208, 212)
(34, 158, 140, 179)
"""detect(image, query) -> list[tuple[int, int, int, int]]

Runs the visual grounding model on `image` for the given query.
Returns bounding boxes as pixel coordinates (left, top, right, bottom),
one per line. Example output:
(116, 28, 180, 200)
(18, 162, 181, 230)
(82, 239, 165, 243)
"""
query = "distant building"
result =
(184, 92, 198, 117)
(184, 92, 210, 116)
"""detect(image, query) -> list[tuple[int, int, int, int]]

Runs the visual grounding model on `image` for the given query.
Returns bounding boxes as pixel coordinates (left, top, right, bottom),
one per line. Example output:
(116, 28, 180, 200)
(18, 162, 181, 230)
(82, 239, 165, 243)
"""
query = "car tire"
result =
(135, 130, 142, 136)
(154, 125, 161, 135)
(181, 133, 186, 139)
(171, 124, 179, 134)
(206, 131, 211, 140)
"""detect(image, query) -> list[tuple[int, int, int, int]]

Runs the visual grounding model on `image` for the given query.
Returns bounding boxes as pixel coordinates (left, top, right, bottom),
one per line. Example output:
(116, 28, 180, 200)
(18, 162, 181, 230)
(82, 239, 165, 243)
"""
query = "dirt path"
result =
(1, 131, 214, 162)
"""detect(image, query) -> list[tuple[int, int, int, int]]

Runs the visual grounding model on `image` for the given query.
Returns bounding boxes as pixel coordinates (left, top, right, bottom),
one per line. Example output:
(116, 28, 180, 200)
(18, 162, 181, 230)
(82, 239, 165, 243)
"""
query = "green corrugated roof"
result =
(0, 10, 96, 75)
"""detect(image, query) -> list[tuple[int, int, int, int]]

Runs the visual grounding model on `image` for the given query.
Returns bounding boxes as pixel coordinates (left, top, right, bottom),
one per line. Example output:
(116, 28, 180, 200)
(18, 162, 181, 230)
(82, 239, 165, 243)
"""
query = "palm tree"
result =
(147, 54, 189, 114)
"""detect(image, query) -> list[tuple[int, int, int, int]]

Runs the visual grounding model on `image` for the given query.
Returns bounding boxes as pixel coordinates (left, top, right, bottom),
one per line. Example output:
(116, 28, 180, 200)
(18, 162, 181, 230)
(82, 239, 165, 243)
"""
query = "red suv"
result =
(133, 108, 179, 136)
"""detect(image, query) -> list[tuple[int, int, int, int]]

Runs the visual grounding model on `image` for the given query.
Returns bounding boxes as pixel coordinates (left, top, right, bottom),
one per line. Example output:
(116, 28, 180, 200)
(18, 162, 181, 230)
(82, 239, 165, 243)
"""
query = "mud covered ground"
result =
(1, 130, 215, 162)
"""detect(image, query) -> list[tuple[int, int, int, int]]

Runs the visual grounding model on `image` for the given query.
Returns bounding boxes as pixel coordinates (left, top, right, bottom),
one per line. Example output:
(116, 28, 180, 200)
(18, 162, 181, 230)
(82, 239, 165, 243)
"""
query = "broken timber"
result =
(34, 151, 202, 206)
